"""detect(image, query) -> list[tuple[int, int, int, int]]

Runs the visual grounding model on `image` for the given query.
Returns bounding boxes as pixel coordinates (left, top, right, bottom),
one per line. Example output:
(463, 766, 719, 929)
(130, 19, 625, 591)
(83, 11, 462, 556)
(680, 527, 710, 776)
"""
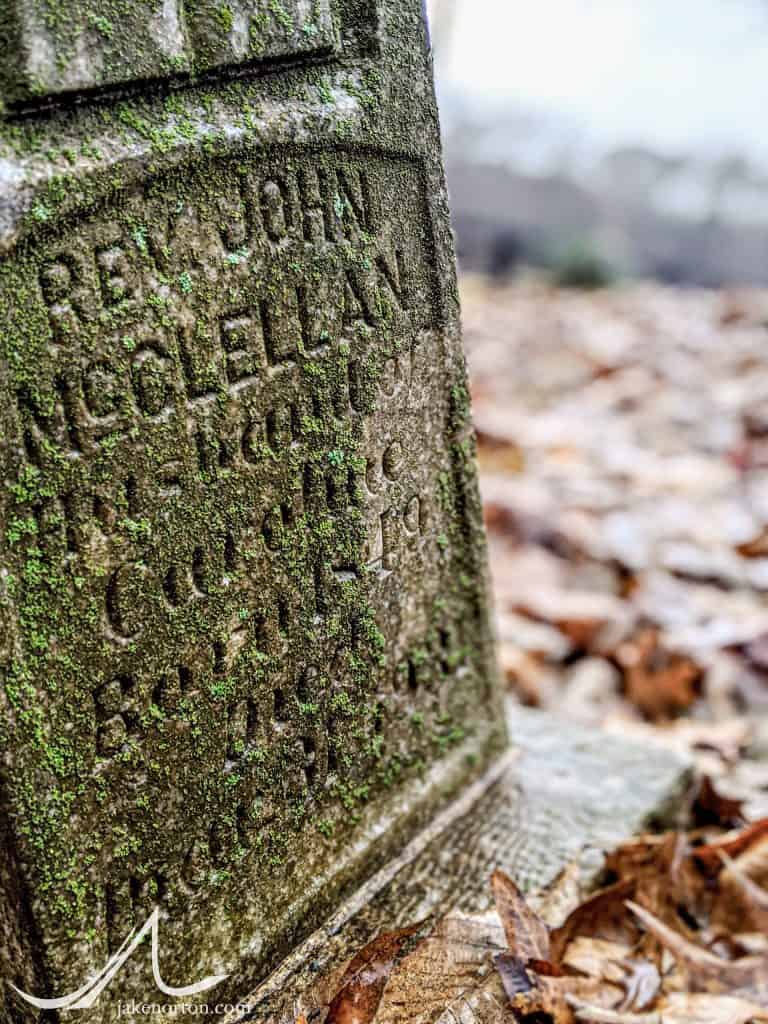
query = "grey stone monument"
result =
(0, 1, 506, 1019)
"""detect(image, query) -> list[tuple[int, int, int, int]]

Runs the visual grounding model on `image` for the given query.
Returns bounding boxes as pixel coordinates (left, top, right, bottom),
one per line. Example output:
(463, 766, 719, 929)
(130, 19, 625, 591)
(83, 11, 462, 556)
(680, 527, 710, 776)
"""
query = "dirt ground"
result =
(462, 274, 768, 820)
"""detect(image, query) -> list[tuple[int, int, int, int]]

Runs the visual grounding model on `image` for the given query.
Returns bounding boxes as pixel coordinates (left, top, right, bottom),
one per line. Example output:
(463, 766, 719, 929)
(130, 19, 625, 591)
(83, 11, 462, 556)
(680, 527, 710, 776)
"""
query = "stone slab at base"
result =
(226, 702, 692, 1022)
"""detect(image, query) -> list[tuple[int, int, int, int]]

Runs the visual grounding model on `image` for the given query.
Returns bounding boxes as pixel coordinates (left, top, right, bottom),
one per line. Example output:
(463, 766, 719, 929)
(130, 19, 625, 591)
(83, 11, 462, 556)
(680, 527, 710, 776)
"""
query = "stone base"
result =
(225, 703, 692, 1022)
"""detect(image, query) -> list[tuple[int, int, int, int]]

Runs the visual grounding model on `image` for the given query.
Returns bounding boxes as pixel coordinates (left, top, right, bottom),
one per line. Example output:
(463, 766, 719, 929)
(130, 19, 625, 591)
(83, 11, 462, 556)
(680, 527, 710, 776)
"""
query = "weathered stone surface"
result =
(0, 1, 340, 107)
(0, 2, 505, 1020)
(231, 703, 691, 1023)
(188, 1, 339, 76)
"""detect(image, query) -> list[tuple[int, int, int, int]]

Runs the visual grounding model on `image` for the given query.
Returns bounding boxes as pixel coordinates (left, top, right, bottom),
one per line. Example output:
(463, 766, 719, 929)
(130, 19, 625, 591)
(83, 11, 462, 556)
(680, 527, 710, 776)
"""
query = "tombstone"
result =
(0, 1, 507, 1019)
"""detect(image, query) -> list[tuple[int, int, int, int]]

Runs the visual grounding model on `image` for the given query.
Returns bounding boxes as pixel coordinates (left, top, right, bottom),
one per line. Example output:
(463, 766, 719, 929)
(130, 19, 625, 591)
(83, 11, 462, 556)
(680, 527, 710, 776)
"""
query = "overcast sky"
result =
(428, 0, 768, 162)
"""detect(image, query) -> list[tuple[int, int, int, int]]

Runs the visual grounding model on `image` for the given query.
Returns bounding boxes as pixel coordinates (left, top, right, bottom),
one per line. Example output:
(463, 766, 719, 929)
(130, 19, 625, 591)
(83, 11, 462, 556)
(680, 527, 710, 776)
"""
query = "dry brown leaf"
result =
(536, 860, 587, 929)
(726, 830, 768, 892)
(433, 976, 514, 1024)
(626, 901, 768, 990)
(605, 832, 708, 932)
(373, 912, 508, 1024)
(319, 812, 768, 1024)
(616, 628, 701, 721)
(693, 820, 768, 875)
(325, 922, 428, 1024)
(604, 835, 670, 879)
(495, 954, 573, 1024)
(562, 936, 633, 981)
(564, 974, 627, 1010)
(692, 777, 746, 829)
(492, 869, 551, 963)
(659, 992, 768, 1024)
(566, 998, 662, 1024)
(493, 953, 535, 1002)
(715, 853, 768, 934)
(736, 531, 768, 558)
(558, 935, 660, 1012)
(617, 958, 663, 1012)
(498, 644, 558, 707)
(550, 880, 638, 962)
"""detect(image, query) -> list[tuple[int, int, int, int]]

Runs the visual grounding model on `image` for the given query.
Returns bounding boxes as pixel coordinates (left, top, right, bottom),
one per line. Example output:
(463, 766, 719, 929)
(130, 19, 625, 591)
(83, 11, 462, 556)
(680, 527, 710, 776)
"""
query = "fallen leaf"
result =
(374, 912, 508, 1024)
(326, 922, 427, 1024)
(551, 881, 637, 962)
(693, 820, 768, 875)
(495, 952, 572, 1024)
(494, 953, 535, 1004)
(316, 805, 768, 1024)
(716, 852, 768, 934)
(626, 901, 768, 990)
(562, 936, 632, 982)
(692, 776, 746, 829)
(741, 632, 768, 671)
(722, 828, 768, 891)
(616, 628, 702, 722)
(605, 833, 697, 915)
(535, 861, 587, 929)
(492, 869, 550, 963)
(736, 532, 768, 558)
(617, 959, 662, 1012)
(566, 997, 661, 1024)
(498, 643, 559, 707)
(659, 992, 768, 1024)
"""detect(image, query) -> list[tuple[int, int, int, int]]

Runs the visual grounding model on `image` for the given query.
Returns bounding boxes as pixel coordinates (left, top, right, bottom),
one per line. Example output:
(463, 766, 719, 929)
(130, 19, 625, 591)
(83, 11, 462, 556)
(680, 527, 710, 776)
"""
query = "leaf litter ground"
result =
(464, 276, 768, 817)
(296, 277, 768, 1023)
(298, 800, 768, 1022)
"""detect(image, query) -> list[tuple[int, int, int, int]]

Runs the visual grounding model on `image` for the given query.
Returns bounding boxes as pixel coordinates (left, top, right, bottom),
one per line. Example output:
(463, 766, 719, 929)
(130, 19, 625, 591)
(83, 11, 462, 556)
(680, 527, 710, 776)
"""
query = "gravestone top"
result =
(0, 0, 339, 106)
(0, 2, 505, 1020)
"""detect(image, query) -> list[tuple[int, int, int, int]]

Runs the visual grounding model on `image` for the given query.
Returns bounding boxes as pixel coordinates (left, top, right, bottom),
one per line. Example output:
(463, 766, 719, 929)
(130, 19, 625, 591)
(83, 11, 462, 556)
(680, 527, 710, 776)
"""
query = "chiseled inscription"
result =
(0, 148, 481, 976)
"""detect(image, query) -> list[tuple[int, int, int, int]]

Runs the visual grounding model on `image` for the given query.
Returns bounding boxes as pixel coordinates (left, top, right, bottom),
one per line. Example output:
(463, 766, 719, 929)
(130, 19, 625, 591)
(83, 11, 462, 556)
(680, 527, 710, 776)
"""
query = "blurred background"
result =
(428, 0, 768, 285)
(426, 0, 768, 816)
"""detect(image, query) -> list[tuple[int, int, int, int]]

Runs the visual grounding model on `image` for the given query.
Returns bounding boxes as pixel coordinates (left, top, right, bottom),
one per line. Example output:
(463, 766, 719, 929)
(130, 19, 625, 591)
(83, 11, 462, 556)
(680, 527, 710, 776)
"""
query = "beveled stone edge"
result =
(221, 705, 693, 1023)
(220, 743, 520, 1023)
